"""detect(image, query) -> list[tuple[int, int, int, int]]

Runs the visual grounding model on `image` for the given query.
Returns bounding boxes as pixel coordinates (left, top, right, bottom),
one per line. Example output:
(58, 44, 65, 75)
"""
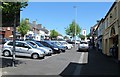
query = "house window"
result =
(110, 13, 112, 18)
(106, 18, 108, 28)
(110, 26, 115, 36)
(114, 7, 117, 19)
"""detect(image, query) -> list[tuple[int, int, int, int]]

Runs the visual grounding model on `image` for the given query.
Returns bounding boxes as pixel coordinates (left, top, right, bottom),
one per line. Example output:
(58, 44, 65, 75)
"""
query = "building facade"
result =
(97, 18, 105, 51)
(26, 21, 50, 41)
(90, 23, 99, 47)
(102, 1, 120, 61)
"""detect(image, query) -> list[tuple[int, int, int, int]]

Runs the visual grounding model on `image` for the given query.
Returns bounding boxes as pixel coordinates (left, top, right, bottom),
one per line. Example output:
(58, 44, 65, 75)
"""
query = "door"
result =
(16, 42, 31, 57)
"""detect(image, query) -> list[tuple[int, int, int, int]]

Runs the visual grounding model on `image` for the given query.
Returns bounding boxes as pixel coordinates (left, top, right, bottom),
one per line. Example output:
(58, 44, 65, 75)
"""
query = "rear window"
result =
(80, 42, 88, 44)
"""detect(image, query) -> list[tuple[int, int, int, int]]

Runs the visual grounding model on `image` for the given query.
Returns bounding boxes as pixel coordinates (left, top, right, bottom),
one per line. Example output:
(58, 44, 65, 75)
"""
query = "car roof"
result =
(7, 40, 27, 43)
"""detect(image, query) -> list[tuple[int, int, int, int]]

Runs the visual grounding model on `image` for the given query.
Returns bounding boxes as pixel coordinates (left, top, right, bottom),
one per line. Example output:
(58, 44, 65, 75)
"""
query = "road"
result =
(1, 47, 88, 76)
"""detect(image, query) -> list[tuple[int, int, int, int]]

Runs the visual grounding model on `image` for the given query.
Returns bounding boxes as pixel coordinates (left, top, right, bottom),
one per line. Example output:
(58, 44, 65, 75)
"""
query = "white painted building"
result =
(82, 29, 86, 36)
(82, 29, 87, 41)
(24, 21, 50, 41)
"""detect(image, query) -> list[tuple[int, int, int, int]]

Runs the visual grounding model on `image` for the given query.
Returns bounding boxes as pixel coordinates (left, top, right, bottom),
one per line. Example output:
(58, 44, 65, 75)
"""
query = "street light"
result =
(34, 19, 37, 40)
(73, 6, 77, 48)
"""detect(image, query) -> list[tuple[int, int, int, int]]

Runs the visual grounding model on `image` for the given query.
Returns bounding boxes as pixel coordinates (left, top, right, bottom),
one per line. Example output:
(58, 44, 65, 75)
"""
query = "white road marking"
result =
(3, 71, 8, 74)
(1, 53, 60, 62)
(73, 52, 88, 75)
(79, 52, 88, 64)
(0, 68, 2, 76)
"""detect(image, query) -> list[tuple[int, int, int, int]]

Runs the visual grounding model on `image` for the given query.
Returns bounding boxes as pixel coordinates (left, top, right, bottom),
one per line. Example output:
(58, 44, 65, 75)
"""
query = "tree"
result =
(17, 18, 30, 39)
(65, 21, 81, 39)
(79, 34, 85, 40)
(50, 29, 58, 40)
(86, 33, 91, 39)
(1, 1, 28, 27)
(1, 1, 28, 66)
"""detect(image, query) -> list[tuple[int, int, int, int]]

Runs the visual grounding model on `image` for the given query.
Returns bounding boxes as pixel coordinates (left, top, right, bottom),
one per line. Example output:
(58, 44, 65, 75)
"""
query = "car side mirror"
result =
(28, 46, 31, 49)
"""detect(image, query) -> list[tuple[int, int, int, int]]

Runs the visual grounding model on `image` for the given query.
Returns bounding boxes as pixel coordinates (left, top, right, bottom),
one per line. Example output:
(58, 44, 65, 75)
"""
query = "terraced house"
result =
(102, 1, 120, 62)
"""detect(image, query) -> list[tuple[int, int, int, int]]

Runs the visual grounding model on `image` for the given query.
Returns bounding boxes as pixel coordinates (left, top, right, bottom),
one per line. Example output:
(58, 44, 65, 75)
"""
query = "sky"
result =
(20, 2, 114, 36)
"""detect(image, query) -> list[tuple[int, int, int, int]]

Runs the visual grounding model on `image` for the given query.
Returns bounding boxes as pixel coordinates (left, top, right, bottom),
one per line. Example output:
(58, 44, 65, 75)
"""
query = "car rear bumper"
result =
(78, 47, 89, 51)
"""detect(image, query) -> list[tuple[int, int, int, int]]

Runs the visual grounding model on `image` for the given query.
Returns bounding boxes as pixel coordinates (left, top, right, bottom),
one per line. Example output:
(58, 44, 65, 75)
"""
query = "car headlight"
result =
(54, 48, 58, 50)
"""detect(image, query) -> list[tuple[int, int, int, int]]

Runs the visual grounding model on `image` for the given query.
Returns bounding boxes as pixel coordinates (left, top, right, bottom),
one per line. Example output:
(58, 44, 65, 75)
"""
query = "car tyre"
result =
(62, 50, 65, 52)
(3, 50, 10, 57)
(40, 56, 45, 59)
(32, 53, 39, 59)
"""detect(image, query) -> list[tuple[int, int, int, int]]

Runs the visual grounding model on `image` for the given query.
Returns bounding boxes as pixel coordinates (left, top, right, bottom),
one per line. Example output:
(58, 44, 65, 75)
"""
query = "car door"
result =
(15, 42, 22, 56)
(16, 42, 31, 57)
(20, 43, 31, 57)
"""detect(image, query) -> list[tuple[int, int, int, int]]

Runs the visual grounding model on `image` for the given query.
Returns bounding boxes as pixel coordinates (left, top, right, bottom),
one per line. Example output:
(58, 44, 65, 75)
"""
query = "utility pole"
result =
(12, 12, 16, 67)
(73, 6, 77, 48)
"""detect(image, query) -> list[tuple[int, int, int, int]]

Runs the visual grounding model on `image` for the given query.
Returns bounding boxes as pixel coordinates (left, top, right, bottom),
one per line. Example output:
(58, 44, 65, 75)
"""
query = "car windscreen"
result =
(51, 42, 59, 46)
(35, 41, 44, 47)
(80, 42, 88, 44)
(55, 42, 61, 46)
(27, 42, 36, 48)
(47, 41, 58, 47)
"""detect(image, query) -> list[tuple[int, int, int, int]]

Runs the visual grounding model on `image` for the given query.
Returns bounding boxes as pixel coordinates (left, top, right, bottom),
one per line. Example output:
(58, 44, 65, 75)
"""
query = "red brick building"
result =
(0, 27, 13, 39)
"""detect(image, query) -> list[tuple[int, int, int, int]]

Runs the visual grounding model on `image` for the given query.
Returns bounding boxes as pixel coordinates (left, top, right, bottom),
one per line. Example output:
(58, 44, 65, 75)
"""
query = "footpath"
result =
(73, 47, 120, 76)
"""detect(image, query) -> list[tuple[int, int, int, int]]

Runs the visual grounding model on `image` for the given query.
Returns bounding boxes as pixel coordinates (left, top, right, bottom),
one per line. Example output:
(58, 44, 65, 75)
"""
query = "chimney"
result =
(37, 24, 42, 29)
(33, 21, 36, 28)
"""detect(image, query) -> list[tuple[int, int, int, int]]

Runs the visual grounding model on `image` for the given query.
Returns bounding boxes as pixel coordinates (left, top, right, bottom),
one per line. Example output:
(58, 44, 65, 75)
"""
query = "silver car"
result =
(78, 41, 89, 52)
(28, 41, 53, 56)
(2, 41, 45, 59)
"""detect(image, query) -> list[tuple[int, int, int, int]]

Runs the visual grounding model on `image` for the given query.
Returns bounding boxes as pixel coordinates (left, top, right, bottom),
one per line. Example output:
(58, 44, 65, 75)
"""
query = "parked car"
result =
(59, 41, 73, 49)
(0, 38, 9, 44)
(50, 41, 66, 52)
(2, 41, 45, 59)
(78, 41, 89, 52)
(28, 41, 53, 56)
(37, 41, 61, 54)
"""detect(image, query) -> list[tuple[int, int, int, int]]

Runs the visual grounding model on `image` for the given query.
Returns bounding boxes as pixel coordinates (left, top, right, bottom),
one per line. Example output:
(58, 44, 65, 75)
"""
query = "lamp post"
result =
(73, 6, 77, 48)
(34, 19, 37, 40)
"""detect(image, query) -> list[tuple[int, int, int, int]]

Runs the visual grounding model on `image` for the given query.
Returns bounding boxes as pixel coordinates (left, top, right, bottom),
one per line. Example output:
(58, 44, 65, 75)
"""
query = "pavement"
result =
(76, 47, 120, 76)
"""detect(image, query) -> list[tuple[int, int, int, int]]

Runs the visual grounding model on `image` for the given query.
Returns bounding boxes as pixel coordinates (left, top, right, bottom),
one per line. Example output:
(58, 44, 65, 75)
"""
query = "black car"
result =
(37, 41, 61, 54)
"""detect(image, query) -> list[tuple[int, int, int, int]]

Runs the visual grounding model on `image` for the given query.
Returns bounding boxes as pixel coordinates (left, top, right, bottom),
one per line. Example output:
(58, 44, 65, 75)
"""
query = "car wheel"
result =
(57, 51, 61, 54)
(32, 53, 39, 59)
(40, 56, 45, 59)
(3, 50, 10, 57)
(87, 49, 89, 52)
(62, 50, 65, 52)
(66, 46, 68, 49)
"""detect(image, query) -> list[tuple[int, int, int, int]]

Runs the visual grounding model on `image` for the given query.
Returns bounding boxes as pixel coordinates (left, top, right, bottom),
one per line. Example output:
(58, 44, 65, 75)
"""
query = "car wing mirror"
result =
(28, 46, 31, 49)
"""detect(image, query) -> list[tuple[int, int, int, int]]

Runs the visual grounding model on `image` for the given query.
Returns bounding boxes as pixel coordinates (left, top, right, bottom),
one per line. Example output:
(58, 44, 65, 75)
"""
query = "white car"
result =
(2, 41, 45, 59)
(29, 41, 53, 56)
(78, 41, 89, 51)
(59, 41, 73, 49)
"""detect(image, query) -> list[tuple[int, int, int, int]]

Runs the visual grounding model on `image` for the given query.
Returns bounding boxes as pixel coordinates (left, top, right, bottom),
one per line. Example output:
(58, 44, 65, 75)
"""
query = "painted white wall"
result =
(82, 29, 86, 36)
